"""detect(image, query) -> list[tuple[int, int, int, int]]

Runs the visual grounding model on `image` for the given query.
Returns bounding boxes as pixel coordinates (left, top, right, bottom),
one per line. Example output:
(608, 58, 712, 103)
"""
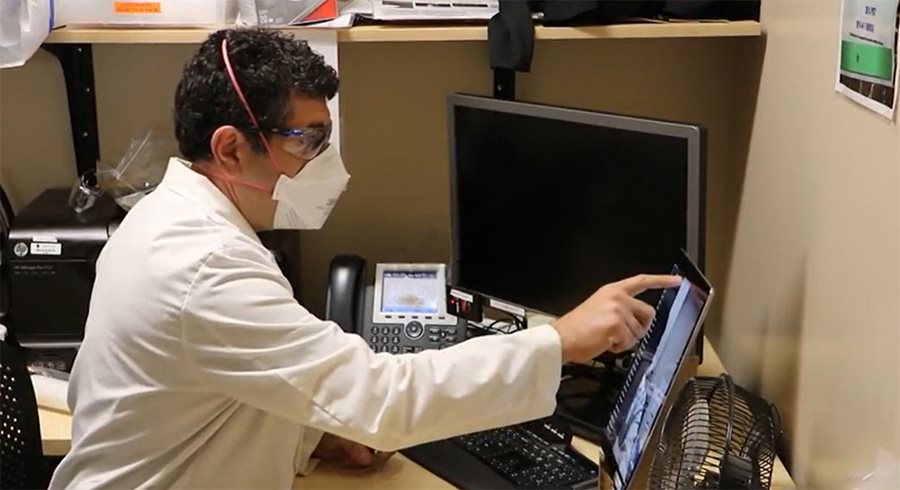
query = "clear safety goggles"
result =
(244, 125, 332, 161)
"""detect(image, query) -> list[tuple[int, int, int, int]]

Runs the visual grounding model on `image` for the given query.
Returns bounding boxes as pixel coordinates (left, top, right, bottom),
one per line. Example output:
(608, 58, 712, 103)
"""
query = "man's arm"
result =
(180, 245, 562, 452)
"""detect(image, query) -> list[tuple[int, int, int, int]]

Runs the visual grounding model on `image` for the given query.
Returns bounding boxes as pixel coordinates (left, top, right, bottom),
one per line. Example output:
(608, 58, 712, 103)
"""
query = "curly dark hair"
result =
(174, 28, 338, 161)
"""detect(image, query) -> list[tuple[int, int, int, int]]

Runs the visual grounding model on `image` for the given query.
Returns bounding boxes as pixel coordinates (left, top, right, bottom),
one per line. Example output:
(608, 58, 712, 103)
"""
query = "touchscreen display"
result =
(380, 270, 442, 314)
(610, 268, 710, 490)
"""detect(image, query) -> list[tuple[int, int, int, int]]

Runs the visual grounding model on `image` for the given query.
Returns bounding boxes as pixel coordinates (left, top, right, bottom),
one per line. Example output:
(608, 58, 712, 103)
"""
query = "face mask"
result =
(272, 145, 349, 230)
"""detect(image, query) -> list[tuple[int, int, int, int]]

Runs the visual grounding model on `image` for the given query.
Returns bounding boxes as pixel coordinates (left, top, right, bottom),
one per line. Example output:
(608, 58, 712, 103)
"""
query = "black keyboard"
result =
(451, 426, 599, 489)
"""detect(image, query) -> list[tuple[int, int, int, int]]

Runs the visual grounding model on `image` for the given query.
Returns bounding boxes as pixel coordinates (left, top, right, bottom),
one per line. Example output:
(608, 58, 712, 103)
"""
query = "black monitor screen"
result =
(450, 95, 704, 316)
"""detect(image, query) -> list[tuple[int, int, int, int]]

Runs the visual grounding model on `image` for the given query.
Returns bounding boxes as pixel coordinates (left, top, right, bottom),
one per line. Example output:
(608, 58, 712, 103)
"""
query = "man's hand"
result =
(312, 433, 393, 468)
(551, 274, 681, 363)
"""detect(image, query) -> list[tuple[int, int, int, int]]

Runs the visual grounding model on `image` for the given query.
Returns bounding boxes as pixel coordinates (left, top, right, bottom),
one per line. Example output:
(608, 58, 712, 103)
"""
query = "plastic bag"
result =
(67, 128, 174, 213)
(0, 0, 55, 69)
(101, 128, 174, 211)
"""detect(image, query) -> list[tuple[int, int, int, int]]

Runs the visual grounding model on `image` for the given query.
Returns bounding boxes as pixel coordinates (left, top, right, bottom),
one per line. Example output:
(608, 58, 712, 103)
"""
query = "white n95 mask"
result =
(272, 145, 350, 230)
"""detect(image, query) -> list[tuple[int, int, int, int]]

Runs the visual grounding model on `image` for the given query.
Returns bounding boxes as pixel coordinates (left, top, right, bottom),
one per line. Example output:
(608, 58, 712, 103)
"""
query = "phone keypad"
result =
(367, 323, 464, 354)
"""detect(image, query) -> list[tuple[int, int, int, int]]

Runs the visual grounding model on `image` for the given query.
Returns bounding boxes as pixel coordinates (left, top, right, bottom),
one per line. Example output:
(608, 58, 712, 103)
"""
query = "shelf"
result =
(45, 20, 761, 44)
(342, 21, 761, 42)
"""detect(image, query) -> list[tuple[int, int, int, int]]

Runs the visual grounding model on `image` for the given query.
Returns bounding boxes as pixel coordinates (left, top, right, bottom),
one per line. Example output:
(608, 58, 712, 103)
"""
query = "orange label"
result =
(113, 2, 162, 14)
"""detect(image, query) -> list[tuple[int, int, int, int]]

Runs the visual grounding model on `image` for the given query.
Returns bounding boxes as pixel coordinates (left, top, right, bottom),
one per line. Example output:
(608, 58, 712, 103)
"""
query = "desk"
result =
(39, 337, 793, 488)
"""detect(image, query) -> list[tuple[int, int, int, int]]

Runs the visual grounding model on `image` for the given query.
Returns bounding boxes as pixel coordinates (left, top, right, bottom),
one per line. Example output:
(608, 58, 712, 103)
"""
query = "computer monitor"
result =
(448, 94, 706, 317)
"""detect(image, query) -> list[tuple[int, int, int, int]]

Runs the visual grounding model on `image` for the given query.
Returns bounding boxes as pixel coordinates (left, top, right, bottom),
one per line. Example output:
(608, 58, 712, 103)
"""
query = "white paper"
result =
(834, 0, 900, 119)
(30, 374, 70, 412)
(372, 0, 497, 20)
(286, 30, 341, 151)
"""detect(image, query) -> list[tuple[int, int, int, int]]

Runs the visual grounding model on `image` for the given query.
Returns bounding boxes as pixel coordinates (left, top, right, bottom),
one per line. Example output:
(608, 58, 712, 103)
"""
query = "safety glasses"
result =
(221, 37, 332, 171)
(244, 125, 332, 161)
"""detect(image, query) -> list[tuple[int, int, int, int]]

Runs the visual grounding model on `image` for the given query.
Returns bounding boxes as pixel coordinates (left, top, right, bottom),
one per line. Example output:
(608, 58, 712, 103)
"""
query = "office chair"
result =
(1, 337, 50, 489)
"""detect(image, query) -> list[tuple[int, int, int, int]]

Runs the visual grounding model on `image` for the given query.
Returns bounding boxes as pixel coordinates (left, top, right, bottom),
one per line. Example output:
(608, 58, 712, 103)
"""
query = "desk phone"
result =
(325, 257, 466, 353)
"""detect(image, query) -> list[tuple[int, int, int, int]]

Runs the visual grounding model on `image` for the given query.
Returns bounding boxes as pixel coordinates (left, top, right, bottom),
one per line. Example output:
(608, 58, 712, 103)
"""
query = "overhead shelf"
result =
(340, 21, 762, 42)
(45, 20, 761, 44)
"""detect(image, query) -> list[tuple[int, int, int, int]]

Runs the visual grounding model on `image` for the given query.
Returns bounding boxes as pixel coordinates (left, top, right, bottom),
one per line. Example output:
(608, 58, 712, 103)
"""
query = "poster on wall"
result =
(835, 0, 900, 119)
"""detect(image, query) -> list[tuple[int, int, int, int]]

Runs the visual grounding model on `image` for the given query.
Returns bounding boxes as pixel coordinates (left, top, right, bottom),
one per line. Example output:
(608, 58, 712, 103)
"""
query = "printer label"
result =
(30, 242, 62, 256)
(449, 288, 474, 303)
(488, 298, 526, 317)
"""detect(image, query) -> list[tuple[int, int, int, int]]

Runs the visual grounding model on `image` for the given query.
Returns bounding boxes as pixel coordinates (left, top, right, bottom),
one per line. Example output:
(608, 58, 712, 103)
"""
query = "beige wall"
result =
(0, 37, 751, 322)
(317, 37, 752, 319)
(0, 44, 196, 207)
(717, 0, 900, 487)
(1, 49, 78, 207)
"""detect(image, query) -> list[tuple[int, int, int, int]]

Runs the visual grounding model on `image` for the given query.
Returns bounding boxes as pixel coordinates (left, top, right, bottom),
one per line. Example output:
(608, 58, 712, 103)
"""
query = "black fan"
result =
(649, 374, 782, 489)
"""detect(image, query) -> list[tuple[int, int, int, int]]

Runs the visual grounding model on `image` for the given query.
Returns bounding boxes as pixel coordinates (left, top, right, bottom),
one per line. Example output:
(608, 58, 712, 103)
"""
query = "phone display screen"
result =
(380, 270, 443, 314)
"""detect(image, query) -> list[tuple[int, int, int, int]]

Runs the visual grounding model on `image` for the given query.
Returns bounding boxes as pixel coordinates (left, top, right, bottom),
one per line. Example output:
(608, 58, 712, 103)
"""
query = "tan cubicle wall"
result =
(0, 36, 755, 331)
(315, 37, 756, 326)
(718, 0, 900, 487)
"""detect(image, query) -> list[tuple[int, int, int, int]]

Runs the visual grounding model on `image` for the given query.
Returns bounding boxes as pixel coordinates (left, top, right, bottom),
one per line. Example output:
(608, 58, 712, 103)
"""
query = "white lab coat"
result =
(49, 158, 563, 489)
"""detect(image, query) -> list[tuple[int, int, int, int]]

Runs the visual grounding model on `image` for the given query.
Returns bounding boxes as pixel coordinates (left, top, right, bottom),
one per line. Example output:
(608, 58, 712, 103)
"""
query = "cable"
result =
(468, 321, 514, 337)
(487, 317, 517, 334)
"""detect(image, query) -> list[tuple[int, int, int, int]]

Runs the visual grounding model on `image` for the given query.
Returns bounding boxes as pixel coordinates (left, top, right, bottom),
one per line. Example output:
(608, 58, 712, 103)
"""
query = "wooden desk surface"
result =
(39, 337, 794, 488)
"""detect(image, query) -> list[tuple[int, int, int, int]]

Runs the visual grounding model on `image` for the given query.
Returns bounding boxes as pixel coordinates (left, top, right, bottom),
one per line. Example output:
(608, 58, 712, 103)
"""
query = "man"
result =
(49, 28, 678, 489)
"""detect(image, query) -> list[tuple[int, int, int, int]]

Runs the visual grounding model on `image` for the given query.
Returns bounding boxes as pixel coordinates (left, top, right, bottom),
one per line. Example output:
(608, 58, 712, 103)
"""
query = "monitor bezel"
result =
(447, 93, 706, 317)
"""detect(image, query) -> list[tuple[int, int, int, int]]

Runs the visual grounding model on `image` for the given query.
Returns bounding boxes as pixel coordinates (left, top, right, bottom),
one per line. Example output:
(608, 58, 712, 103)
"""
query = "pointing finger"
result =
(617, 274, 682, 297)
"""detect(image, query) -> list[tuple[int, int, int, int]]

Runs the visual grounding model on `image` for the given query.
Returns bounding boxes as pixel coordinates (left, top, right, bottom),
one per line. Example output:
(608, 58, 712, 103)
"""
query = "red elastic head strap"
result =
(220, 37, 286, 174)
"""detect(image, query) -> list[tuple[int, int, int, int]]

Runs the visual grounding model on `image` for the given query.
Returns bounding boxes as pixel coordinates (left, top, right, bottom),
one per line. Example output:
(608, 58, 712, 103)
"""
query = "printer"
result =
(5, 188, 123, 371)
(4, 188, 302, 372)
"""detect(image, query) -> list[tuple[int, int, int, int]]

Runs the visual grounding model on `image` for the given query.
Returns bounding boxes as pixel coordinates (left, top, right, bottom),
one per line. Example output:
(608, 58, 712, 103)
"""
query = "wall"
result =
(717, 0, 900, 487)
(1, 44, 197, 206)
(311, 37, 751, 318)
(0, 37, 751, 323)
